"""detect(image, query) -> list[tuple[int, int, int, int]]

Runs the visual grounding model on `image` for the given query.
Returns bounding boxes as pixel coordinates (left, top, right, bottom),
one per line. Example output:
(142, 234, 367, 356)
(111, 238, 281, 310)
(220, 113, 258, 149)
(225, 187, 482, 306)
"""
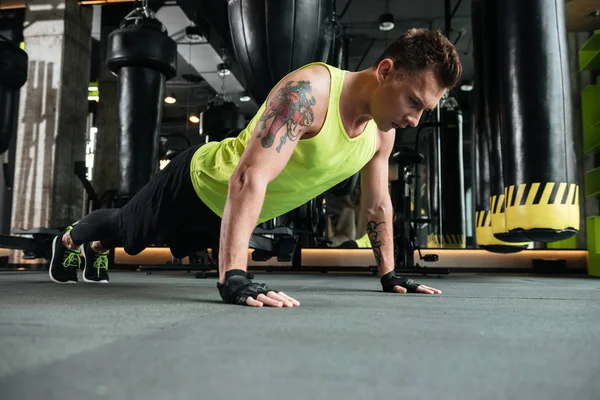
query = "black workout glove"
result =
(217, 269, 272, 305)
(380, 270, 421, 293)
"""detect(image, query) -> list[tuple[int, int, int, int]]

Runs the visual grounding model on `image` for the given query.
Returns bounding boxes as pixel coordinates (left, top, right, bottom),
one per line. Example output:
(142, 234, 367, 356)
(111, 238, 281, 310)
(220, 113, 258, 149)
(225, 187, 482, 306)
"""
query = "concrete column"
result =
(91, 6, 118, 205)
(11, 0, 92, 232)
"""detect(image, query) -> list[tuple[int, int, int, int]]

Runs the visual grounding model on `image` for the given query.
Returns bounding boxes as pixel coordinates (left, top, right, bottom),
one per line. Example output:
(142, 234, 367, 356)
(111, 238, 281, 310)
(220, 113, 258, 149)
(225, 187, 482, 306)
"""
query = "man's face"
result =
(371, 61, 446, 131)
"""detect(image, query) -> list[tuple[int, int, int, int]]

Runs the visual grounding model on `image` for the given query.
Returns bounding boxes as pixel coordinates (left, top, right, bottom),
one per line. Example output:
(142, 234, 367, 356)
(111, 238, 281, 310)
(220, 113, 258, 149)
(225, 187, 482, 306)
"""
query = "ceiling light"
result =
(164, 93, 177, 104)
(460, 80, 474, 92)
(189, 114, 200, 124)
(217, 63, 231, 78)
(239, 91, 251, 102)
(378, 13, 394, 31)
(185, 25, 207, 43)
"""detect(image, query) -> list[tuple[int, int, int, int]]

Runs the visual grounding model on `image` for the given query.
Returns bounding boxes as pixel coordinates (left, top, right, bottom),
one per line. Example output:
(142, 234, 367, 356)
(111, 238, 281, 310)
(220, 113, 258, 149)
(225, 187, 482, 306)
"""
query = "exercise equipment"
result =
(437, 103, 466, 248)
(106, 4, 177, 206)
(421, 98, 468, 249)
(391, 147, 447, 277)
(496, 0, 579, 242)
(0, 38, 54, 262)
(227, 0, 333, 105)
(0, 227, 60, 261)
(471, 0, 528, 253)
(479, 0, 530, 245)
(0, 38, 27, 156)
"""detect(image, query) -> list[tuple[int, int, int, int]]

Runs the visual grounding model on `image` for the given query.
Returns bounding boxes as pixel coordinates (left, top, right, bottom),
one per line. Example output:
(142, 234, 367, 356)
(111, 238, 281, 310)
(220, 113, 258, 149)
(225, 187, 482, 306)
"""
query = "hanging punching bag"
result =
(0, 40, 28, 156)
(227, 0, 333, 105)
(480, 0, 531, 244)
(106, 6, 177, 206)
(496, 0, 579, 242)
(472, 0, 527, 253)
(438, 105, 466, 248)
(426, 125, 441, 248)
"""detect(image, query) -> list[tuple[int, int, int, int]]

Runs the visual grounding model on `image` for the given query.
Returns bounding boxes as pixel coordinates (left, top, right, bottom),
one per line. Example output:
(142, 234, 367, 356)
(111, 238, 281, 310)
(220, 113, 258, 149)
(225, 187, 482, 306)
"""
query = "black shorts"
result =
(117, 145, 222, 258)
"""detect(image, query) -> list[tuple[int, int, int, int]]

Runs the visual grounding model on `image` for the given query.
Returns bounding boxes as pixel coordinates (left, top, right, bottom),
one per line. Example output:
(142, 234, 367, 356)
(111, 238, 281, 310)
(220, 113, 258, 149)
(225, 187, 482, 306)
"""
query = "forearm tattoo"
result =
(256, 80, 316, 153)
(367, 221, 385, 266)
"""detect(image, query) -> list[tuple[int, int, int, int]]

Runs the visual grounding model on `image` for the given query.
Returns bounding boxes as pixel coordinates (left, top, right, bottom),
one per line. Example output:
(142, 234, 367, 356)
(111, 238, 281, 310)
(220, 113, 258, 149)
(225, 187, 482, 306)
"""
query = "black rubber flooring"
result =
(0, 271, 598, 400)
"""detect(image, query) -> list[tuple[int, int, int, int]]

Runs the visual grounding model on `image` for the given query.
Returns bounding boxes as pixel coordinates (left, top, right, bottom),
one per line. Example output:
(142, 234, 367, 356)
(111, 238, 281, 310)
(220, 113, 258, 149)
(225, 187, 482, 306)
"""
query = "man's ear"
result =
(376, 59, 395, 83)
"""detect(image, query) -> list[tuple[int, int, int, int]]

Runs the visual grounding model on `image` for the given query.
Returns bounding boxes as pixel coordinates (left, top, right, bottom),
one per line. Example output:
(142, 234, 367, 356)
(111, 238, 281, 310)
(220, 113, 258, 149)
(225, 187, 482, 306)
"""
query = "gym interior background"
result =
(0, 0, 598, 274)
(1, 1, 600, 399)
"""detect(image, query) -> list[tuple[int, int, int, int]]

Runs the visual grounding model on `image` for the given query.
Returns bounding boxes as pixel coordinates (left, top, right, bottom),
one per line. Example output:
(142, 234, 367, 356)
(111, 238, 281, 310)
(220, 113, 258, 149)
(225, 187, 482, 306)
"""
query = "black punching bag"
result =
(496, 0, 579, 242)
(472, 0, 527, 253)
(471, 0, 528, 253)
(0, 40, 28, 155)
(228, 0, 333, 105)
(439, 105, 466, 248)
(106, 6, 177, 205)
(480, 0, 531, 245)
(426, 125, 441, 248)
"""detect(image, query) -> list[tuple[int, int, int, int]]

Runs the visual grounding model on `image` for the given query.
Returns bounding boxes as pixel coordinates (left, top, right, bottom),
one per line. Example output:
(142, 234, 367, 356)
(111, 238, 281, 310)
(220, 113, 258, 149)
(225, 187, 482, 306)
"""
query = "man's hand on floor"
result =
(245, 291, 300, 308)
(217, 269, 300, 307)
(380, 270, 442, 294)
(391, 284, 442, 295)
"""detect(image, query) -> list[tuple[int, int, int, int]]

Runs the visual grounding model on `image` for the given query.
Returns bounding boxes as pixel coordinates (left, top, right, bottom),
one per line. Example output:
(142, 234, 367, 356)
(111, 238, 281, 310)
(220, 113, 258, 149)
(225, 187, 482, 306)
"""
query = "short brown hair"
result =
(372, 28, 462, 88)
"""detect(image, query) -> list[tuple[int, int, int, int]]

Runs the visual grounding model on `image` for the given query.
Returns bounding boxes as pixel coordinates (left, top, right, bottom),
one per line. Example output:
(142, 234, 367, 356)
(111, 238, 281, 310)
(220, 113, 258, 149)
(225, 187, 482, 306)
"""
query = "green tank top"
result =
(190, 62, 378, 224)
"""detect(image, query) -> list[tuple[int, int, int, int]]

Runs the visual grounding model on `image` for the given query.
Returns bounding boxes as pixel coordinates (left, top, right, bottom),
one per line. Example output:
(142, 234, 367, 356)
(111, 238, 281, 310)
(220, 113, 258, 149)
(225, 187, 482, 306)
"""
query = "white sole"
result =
(81, 244, 108, 284)
(49, 235, 77, 284)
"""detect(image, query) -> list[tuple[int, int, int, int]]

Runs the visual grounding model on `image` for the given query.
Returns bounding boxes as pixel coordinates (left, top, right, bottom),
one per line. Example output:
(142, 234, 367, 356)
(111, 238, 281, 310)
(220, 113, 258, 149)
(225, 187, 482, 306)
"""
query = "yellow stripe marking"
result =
(526, 183, 541, 206)
(555, 182, 567, 205)
(540, 182, 554, 205)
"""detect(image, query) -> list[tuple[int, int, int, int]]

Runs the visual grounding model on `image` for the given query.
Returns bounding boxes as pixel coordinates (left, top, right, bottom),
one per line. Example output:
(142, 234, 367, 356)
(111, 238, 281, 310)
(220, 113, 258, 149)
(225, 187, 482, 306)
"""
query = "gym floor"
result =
(0, 270, 598, 400)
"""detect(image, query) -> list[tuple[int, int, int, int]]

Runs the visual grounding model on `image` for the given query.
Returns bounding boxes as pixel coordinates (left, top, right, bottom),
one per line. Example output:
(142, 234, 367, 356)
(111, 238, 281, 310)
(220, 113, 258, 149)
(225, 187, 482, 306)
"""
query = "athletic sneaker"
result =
(49, 226, 81, 284)
(81, 242, 110, 283)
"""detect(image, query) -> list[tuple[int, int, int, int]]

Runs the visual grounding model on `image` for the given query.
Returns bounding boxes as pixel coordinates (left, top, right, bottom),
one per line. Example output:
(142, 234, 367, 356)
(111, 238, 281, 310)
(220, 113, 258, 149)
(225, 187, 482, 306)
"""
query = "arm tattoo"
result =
(366, 221, 385, 266)
(256, 80, 316, 153)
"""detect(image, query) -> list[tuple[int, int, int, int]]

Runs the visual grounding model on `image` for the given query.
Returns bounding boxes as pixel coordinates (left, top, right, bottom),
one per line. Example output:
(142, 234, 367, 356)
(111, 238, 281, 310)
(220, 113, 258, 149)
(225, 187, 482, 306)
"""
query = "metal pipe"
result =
(444, 0, 451, 36)
(450, 0, 463, 20)
(338, 0, 353, 20)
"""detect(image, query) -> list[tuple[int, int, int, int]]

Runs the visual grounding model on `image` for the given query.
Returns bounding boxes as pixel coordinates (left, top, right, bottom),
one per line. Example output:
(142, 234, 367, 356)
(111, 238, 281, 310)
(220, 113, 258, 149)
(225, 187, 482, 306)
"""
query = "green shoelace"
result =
(93, 254, 108, 278)
(62, 251, 81, 268)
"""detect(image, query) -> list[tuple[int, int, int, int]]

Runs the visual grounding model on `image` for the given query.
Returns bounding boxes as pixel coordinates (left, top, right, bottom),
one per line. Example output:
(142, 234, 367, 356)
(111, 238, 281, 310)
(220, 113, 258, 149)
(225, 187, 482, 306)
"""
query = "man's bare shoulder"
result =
(284, 64, 331, 104)
(267, 65, 330, 136)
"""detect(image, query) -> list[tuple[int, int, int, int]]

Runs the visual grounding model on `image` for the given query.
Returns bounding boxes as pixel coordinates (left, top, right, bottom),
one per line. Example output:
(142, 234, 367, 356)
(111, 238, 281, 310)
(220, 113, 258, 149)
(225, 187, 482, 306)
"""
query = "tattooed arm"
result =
(360, 129, 396, 276)
(359, 130, 442, 296)
(219, 66, 328, 287)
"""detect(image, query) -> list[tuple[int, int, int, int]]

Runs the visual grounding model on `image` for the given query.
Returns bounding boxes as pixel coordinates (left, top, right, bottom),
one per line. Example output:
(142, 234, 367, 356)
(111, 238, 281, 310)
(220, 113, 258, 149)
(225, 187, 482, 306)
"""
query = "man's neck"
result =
(342, 68, 378, 132)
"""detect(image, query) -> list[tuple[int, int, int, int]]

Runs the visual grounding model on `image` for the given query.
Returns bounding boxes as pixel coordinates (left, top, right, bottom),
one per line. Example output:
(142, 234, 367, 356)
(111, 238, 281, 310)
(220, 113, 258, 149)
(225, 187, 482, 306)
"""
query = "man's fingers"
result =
(393, 285, 407, 294)
(418, 285, 442, 294)
(245, 297, 263, 307)
(393, 285, 442, 294)
(415, 285, 442, 294)
(266, 291, 291, 307)
(276, 291, 300, 307)
(242, 291, 300, 308)
(268, 291, 299, 307)
(257, 293, 283, 307)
